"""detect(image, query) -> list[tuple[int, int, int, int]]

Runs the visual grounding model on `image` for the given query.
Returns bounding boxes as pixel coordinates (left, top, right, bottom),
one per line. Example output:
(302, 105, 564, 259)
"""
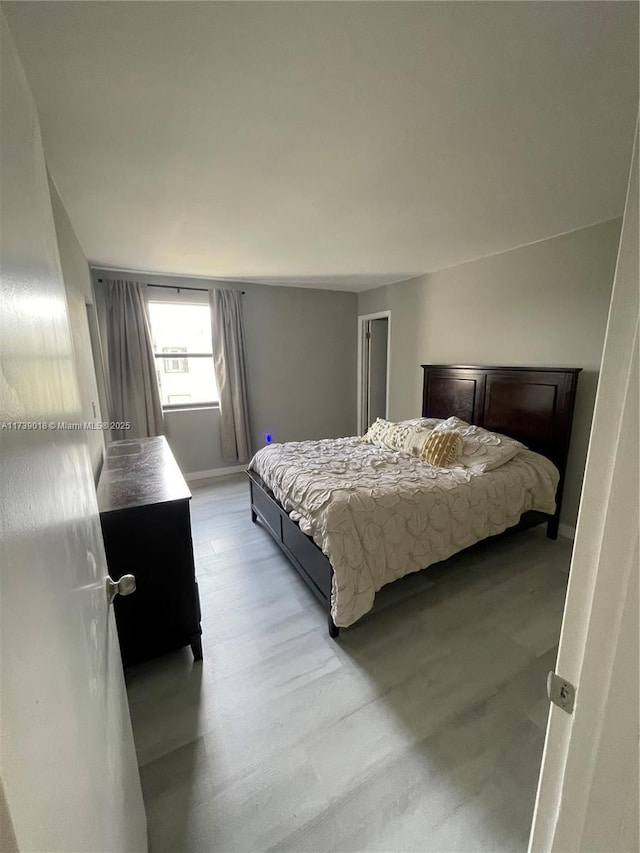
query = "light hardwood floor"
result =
(126, 474, 572, 853)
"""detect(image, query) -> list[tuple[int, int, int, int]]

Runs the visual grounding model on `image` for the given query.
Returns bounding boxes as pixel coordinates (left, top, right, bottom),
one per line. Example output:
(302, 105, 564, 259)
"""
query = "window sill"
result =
(162, 404, 220, 413)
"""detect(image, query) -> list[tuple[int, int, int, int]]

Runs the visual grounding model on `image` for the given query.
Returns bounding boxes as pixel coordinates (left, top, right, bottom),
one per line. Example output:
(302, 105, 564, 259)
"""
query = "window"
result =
(148, 301, 218, 408)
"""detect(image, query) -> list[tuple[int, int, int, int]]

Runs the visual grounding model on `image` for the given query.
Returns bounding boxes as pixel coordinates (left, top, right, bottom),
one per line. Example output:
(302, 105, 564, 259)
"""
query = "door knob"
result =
(106, 574, 136, 605)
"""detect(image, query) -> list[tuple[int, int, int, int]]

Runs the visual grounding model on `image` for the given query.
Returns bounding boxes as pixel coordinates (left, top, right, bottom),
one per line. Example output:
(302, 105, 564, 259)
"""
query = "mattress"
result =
(249, 437, 559, 628)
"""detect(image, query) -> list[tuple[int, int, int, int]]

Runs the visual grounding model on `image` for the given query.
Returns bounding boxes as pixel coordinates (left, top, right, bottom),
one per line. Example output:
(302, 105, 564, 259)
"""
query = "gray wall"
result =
(92, 269, 358, 475)
(49, 179, 105, 478)
(358, 219, 622, 528)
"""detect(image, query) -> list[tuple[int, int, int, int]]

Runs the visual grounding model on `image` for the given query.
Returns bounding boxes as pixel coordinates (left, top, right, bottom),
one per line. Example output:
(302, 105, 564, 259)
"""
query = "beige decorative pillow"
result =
(421, 430, 462, 467)
(402, 426, 435, 457)
(383, 421, 423, 452)
(363, 418, 395, 445)
(364, 419, 428, 455)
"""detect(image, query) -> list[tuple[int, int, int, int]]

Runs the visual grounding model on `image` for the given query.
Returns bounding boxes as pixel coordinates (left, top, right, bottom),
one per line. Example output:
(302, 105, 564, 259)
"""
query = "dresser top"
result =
(97, 436, 191, 514)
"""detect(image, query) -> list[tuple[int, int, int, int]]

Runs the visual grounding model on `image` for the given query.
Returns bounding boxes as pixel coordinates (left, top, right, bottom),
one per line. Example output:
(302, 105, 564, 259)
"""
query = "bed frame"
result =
(248, 364, 581, 638)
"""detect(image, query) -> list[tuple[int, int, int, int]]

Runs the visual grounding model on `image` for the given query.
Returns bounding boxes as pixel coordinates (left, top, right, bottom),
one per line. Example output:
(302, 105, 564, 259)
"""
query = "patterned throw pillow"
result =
(363, 418, 395, 445)
(364, 419, 424, 453)
(420, 430, 462, 467)
(383, 421, 423, 452)
(401, 426, 434, 457)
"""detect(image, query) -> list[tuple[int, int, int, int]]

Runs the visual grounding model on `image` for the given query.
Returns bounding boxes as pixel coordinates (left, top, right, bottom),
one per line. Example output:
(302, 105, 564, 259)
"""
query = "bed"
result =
(247, 364, 581, 637)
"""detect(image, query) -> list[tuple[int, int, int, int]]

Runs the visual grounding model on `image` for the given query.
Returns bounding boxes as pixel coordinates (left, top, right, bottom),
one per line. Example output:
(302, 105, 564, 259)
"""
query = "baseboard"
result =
(186, 465, 246, 482)
(558, 523, 576, 540)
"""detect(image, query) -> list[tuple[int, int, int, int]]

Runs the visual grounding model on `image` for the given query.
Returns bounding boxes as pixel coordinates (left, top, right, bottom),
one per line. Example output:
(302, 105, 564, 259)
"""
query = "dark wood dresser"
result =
(97, 436, 202, 667)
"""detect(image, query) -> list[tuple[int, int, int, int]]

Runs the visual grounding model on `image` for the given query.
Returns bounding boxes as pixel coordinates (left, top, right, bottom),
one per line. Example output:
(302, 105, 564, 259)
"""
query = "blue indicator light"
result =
(265, 433, 273, 444)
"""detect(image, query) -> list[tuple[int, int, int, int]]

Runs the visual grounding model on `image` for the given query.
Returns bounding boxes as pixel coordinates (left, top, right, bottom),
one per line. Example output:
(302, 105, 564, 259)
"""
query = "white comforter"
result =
(249, 438, 559, 628)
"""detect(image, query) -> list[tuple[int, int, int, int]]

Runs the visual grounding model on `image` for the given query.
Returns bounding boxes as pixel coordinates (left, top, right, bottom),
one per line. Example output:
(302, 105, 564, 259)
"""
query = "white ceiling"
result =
(4, 1, 638, 291)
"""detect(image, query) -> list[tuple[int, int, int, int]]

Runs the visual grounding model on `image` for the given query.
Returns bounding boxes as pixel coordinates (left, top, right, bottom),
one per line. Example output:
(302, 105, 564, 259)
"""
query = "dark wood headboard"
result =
(421, 365, 581, 532)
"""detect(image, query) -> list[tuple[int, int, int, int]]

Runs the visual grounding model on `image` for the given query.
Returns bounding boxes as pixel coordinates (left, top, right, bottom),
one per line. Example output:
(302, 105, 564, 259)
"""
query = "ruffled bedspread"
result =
(249, 438, 559, 628)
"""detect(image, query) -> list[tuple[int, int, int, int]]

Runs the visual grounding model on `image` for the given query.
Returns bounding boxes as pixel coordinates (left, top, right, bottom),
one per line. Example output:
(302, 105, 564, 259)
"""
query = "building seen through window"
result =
(162, 348, 188, 373)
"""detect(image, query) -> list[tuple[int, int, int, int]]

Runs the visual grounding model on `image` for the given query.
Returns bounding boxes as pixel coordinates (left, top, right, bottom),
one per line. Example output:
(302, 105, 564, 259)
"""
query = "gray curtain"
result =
(105, 279, 164, 440)
(209, 289, 252, 463)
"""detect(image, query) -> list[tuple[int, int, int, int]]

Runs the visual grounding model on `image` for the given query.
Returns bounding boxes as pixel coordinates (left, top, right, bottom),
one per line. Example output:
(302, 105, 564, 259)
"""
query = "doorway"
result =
(358, 311, 390, 434)
(85, 300, 110, 432)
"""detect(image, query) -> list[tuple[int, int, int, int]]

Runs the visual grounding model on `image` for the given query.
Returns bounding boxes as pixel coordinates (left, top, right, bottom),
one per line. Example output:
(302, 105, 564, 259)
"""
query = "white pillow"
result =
(396, 417, 444, 430)
(434, 416, 525, 472)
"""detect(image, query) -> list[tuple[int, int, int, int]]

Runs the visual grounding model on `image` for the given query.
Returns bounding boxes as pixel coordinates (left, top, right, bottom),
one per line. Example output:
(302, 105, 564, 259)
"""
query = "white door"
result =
(0, 15, 146, 852)
(529, 125, 639, 852)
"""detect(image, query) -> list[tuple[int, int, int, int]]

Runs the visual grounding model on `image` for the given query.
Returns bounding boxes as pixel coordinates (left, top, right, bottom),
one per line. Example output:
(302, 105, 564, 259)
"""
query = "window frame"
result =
(147, 296, 219, 409)
(161, 400, 220, 412)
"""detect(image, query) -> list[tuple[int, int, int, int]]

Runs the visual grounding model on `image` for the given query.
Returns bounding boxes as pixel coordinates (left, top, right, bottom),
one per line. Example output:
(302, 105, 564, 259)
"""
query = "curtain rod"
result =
(96, 279, 245, 294)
